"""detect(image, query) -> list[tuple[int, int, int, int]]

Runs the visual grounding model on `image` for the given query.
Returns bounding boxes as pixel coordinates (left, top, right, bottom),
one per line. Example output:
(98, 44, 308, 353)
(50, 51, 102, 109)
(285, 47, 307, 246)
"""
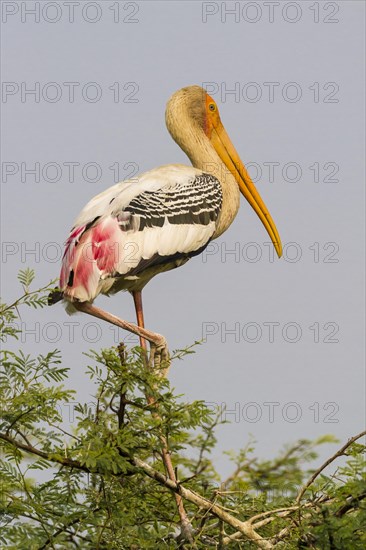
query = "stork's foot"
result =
(149, 335, 170, 377)
(73, 301, 171, 375)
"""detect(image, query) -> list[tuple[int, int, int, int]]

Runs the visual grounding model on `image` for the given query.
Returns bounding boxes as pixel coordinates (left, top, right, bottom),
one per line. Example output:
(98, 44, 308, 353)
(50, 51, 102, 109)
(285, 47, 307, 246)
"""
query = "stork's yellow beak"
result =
(210, 121, 282, 258)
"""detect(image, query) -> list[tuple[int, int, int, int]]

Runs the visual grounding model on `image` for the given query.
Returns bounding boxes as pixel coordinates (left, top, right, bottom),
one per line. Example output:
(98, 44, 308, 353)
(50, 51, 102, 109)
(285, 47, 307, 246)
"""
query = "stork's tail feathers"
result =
(48, 288, 64, 305)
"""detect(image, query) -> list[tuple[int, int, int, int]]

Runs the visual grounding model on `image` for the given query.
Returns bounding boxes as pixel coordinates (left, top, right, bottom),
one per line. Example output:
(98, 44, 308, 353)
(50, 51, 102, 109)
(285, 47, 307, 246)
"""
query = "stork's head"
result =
(166, 85, 282, 258)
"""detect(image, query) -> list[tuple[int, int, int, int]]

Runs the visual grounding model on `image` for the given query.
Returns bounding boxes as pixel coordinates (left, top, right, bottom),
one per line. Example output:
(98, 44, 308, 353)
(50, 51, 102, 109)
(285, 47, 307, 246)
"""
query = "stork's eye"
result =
(209, 103, 216, 111)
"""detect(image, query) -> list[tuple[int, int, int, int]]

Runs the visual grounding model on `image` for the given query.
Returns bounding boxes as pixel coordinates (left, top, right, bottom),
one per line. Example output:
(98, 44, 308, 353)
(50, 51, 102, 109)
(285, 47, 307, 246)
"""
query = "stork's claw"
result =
(149, 335, 170, 377)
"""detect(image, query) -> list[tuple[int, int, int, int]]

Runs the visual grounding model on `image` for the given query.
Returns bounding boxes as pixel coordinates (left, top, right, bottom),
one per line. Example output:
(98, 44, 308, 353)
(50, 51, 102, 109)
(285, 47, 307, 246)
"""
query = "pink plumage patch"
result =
(60, 217, 121, 302)
(91, 222, 119, 273)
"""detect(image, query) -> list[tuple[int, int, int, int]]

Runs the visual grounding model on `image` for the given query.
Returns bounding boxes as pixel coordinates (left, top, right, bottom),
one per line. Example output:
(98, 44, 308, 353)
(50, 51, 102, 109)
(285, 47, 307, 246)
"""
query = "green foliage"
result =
(0, 273, 365, 549)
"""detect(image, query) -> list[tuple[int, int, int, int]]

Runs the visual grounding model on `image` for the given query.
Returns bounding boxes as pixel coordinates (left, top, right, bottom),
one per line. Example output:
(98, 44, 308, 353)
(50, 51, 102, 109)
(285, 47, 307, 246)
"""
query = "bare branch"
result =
(130, 455, 273, 549)
(296, 430, 366, 503)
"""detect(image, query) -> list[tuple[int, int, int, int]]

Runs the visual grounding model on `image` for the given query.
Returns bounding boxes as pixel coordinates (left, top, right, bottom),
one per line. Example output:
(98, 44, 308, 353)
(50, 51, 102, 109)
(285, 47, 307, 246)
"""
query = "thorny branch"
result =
(296, 429, 366, 503)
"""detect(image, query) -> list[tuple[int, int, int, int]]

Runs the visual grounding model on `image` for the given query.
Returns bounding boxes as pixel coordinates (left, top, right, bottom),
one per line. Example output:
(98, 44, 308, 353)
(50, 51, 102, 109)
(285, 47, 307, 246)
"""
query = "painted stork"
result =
(50, 85, 282, 361)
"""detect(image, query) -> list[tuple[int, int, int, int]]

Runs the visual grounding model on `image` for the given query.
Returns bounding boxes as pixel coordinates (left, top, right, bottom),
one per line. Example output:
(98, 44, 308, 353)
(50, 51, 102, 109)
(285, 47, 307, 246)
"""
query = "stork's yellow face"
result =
(204, 93, 282, 258)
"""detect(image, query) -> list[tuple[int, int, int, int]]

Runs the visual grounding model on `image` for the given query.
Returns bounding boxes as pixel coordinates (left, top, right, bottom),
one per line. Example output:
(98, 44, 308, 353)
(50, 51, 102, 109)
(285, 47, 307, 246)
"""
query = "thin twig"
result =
(116, 344, 128, 429)
(1, 281, 57, 313)
(296, 430, 366, 503)
(0, 432, 90, 472)
(38, 513, 98, 550)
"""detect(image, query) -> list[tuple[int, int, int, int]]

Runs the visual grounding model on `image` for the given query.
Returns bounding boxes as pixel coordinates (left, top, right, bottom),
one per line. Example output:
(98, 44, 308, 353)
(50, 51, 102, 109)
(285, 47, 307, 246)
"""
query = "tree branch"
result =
(1, 431, 273, 549)
(38, 513, 97, 550)
(0, 432, 91, 473)
(220, 430, 366, 547)
(296, 430, 366, 503)
(335, 491, 366, 517)
(131, 455, 273, 549)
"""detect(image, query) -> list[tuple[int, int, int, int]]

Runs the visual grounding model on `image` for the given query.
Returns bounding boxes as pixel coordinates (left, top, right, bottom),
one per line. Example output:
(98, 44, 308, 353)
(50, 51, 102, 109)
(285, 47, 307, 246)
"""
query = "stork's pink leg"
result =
(132, 290, 147, 352)
(74, 302, 166, 349)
